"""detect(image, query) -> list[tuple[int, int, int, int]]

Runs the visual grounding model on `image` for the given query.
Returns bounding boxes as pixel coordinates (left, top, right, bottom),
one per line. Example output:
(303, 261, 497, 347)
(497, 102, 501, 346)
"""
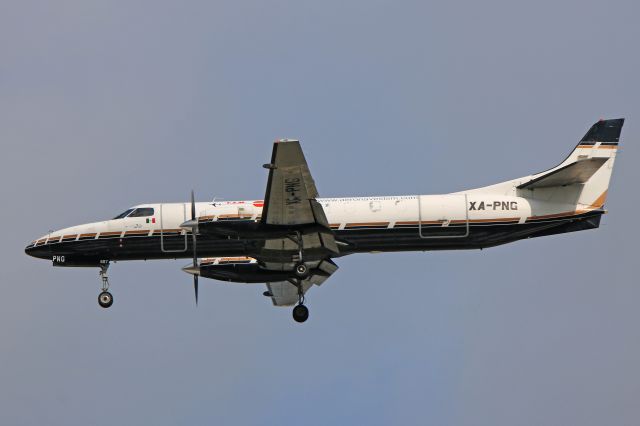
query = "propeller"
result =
(191, 190, 199, 305)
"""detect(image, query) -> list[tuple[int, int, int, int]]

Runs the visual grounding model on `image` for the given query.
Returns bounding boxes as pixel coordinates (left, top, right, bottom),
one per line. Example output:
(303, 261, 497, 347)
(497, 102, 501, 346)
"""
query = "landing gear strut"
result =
(98, 263, 113, 309)
(292, 280, 309, 323)
(292, 231, 309, 279)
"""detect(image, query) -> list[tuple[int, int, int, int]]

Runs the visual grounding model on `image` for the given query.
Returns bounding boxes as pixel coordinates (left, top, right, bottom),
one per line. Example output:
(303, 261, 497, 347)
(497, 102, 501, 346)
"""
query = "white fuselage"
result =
(36, 190, 582, 244)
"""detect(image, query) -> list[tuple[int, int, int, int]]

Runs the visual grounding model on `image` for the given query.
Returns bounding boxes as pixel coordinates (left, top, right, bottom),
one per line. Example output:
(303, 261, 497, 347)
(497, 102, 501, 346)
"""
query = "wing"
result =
(260, 140, 338, 256)
(257, 142, 341, 304)
(262, 140, 331, 228)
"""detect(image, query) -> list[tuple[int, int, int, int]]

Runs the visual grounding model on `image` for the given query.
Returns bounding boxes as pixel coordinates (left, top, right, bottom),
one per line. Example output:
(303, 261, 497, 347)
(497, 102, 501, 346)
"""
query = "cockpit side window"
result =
(128, 207, 155, 218)
(113, 208, 134, 219)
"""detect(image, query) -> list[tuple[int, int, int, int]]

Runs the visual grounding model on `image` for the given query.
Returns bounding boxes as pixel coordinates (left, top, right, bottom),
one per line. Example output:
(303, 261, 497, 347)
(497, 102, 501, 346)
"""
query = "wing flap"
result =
(266, 280, 313, 307)
(264, 259, 339, 306)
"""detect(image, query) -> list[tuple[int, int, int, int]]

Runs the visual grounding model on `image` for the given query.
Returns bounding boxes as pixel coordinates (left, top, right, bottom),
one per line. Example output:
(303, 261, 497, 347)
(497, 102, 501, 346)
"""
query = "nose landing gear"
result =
(98, 263, 113, 309)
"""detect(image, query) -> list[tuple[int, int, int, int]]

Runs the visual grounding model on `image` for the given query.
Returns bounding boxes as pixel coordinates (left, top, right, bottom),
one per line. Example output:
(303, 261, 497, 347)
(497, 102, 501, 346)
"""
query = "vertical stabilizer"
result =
(517, 118, 624, 211)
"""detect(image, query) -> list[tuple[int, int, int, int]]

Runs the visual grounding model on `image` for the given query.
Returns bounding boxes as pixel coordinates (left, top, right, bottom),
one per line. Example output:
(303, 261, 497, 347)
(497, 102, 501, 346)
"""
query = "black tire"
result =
(98, 291, 113, 308)
(294, 263, 309, 279)
(292, 304, 309, 323)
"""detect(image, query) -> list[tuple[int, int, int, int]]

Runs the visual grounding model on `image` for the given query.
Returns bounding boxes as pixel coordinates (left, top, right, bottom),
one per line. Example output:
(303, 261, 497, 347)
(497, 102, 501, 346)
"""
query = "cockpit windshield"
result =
(113, 208, 134, 219)
(128, 207, 155, 217)
(112, 207, 155, 220)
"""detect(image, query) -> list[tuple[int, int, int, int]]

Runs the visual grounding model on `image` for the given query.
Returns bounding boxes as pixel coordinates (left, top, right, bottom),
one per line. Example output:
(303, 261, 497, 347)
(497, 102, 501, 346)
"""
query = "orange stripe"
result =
(79, 233, 97, 238)
(100, 231, 122, 236)
(577, 144, 617, 150)
(62, 234, 77, 240)
(466, 217, 520, 224)
(589, 190, 608, 209)
(527, 210, 587, 221)
(124, 230, 149, 235)
(151, 229, 183, 235)
(346, 222, 390, 227)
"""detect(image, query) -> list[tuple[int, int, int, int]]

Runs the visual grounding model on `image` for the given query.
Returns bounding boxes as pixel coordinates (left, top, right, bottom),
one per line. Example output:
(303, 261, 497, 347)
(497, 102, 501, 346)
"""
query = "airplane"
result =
(25, 118, 624, 323)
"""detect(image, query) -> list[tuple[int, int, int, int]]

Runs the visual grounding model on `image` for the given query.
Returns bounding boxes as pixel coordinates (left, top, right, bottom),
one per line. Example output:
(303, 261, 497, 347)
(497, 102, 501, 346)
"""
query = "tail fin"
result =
(518, 118, 624, 209)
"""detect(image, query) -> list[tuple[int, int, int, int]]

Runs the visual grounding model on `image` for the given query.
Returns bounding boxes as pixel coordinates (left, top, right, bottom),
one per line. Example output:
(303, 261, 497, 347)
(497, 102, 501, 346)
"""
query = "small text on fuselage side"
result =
(469, 201, 518, 211)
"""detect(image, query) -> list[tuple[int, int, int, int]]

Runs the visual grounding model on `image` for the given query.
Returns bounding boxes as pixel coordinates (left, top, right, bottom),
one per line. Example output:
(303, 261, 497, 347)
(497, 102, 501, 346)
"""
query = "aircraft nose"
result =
(25, 241, 50, 259)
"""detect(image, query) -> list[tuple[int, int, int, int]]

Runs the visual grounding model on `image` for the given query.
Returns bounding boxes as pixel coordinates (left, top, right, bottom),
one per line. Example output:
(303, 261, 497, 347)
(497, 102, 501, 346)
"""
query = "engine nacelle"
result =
(198, 260, 294, 283)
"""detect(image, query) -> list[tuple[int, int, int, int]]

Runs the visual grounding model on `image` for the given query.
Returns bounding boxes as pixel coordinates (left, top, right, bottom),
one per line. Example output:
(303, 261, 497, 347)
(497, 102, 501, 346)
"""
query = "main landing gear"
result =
(292, 280, 309, 323)
(292, 303, 309, 323)
(98, 263, 113, 309)
(290, 231, 309, 323)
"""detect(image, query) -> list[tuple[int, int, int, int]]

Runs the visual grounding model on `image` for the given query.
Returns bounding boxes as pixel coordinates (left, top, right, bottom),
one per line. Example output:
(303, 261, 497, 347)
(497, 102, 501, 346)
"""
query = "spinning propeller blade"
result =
(191, 190, 198, 305)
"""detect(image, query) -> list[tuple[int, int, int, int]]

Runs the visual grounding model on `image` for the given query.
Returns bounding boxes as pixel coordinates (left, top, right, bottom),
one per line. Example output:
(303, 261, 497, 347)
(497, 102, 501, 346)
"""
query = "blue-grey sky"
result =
(1, 1, 639, 425)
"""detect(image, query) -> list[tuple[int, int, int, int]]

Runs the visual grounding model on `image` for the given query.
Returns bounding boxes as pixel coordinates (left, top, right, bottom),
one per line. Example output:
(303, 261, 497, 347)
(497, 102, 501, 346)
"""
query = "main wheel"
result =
(98, 291, 113, 308)
(292, 304, 309, 323)
(294, 263, 309, 279)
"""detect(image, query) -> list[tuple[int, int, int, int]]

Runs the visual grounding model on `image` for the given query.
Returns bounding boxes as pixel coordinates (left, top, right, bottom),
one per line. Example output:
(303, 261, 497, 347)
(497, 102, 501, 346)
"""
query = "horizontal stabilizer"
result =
(518, 157, 608, 189)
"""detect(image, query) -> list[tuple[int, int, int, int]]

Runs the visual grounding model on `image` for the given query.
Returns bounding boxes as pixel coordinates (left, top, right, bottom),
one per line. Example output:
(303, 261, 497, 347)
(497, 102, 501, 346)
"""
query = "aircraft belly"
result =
(335, 211, 602, 253)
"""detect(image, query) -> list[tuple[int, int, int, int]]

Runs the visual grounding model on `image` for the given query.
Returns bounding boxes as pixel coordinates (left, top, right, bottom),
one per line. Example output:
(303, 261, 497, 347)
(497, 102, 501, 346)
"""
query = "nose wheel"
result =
(98, 262, 113, 309)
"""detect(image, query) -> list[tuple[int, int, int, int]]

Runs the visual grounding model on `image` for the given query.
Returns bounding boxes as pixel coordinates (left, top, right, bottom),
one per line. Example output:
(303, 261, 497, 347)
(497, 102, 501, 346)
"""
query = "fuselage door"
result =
(418, 194, 470, 238)
(159, 204, 188, 252)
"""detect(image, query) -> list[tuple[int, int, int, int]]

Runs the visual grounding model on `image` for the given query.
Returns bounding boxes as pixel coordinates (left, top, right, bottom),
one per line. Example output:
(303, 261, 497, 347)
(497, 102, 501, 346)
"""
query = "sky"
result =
(1, 0, 639, 425)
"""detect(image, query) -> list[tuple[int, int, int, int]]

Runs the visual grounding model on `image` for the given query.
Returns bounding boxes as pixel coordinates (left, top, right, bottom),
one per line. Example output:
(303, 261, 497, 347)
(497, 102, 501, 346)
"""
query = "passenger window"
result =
(128, 207, 155, 218)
